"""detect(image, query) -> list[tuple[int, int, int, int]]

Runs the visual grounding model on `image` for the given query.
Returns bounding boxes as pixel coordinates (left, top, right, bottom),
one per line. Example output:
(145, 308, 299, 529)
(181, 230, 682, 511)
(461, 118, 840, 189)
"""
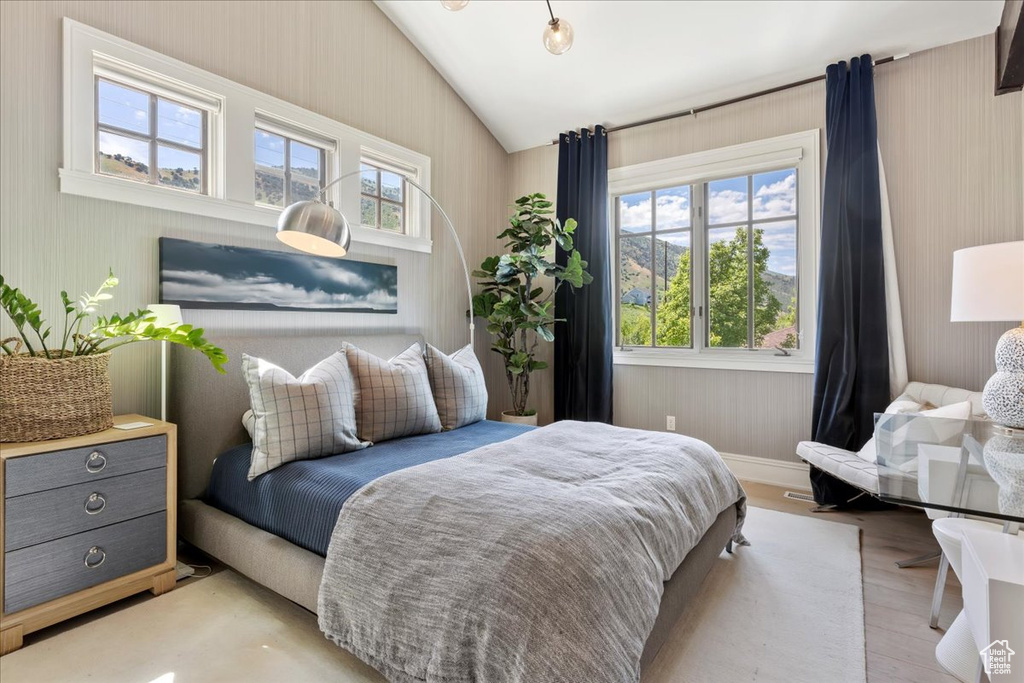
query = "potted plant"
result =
(0, 271, 227, 442)
(472, 193, 592, 425)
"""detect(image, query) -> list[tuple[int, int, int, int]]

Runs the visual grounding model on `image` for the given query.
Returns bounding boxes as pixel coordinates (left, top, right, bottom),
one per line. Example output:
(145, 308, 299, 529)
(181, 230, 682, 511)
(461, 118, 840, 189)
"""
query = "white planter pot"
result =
(501, 411, 539, 426)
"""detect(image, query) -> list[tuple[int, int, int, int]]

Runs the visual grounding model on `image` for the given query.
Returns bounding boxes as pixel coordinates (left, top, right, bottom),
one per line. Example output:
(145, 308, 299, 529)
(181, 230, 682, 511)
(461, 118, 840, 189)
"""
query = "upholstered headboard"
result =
(170, 333, 423, 500)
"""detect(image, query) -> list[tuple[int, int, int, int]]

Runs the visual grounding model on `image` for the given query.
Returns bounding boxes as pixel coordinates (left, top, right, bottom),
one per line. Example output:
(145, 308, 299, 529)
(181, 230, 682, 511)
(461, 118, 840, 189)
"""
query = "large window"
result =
(95, 77, 207, 194)
(609, 131, 819, 372)
(254, 129, 326, 207)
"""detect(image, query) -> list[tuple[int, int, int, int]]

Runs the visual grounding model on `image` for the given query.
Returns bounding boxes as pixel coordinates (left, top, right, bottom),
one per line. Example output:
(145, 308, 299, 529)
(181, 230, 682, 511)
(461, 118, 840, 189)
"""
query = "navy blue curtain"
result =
(555, 126, 612, 423)
(811, 55, 891, 506)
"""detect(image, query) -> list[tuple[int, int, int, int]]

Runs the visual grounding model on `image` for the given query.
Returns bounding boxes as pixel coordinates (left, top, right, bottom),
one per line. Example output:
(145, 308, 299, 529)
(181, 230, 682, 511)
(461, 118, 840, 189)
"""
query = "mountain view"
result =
(620, 233, 796, 305)
(98, 152, 200, 192)
(619, 228, 798, 349)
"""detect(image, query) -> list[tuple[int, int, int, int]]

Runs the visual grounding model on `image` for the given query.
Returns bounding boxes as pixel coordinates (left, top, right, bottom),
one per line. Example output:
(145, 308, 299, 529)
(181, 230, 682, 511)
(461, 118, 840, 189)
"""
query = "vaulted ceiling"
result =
(376, 0, 1004, 152)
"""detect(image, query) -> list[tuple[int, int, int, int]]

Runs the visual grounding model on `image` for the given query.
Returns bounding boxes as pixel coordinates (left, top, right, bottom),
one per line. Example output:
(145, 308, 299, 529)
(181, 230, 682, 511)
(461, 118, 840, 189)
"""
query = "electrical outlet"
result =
(666, 415, 676, 431)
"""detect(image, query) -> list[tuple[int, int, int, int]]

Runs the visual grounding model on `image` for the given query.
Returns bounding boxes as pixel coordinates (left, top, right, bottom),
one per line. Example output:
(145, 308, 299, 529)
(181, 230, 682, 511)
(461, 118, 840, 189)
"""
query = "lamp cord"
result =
(545, 0, 556, 24)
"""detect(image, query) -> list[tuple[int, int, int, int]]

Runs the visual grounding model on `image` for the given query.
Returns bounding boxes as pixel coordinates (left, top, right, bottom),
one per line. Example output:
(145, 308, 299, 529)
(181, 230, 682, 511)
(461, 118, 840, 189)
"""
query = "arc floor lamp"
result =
(275, 169, 475, 348)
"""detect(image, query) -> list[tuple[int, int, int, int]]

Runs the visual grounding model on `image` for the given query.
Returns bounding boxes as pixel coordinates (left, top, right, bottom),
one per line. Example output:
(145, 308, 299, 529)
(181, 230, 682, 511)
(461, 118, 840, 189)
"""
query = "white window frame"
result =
(608, 130, 820, 374)
(253, 115, 333, 209)
(60, 18, 432, 253)
(94, 75, 210, 194)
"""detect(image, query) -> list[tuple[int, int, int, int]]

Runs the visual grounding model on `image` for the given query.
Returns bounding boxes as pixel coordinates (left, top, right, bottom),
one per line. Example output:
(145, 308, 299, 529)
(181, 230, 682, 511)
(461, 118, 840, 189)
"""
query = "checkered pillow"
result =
(343, 342, 442, 443)
(424, 343, 488, 430)
(242, 352, 367, 480)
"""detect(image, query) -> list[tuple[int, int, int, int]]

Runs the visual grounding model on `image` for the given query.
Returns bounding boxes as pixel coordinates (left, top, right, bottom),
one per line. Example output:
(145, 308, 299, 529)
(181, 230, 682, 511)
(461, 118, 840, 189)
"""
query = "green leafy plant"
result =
(0, 271, 228, 373)
(472, 193, 593, 416)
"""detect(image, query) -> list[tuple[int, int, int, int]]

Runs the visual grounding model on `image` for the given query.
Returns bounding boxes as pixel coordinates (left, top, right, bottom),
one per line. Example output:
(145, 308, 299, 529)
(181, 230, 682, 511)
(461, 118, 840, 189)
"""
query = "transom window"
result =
(95, 77, 207, 193)
(254, 129, 326, 207)
(616, 169, 799, 353)
(360, 162, 406, 234)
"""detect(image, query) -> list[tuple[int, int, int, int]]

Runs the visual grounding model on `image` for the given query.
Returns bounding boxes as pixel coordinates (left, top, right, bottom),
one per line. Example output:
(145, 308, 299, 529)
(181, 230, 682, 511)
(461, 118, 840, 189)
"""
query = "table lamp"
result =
(950, 241, 1024, 429)
(146, 303, 183, 422)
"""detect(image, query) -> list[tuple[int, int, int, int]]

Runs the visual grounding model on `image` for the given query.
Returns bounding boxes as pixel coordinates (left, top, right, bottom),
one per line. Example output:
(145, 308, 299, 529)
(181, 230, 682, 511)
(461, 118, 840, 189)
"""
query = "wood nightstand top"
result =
(0, 415, 175, 460)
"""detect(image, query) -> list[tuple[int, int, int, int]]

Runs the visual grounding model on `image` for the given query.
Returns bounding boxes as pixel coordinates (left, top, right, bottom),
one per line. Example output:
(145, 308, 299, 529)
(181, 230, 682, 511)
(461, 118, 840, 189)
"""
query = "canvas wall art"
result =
(159, 237, 398, 314)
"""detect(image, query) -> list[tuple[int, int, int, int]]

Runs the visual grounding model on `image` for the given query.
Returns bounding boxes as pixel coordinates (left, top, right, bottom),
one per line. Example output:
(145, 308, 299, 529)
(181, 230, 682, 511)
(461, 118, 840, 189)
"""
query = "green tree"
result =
(706, 227, 781, 347)
(620, 303, 651, 345)
(775, 295, 798, 348)
(651, 228, 781, 348)
(656, 247, 691, 346)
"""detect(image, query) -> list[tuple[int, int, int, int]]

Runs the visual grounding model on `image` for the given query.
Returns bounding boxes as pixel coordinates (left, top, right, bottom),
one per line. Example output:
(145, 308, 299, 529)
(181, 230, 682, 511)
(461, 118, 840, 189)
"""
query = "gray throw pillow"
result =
(242, 352, 367, 480)
(343, 342, 442, 443)
(424, 343, 488, 430)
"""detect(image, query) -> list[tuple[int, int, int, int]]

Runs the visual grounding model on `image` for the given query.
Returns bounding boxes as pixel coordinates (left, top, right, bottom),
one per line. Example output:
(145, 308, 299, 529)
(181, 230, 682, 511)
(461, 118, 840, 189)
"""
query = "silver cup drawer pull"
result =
(84, 492, 106, 515)
(86, 451, 107, 473)
(84, 546, 106, 569)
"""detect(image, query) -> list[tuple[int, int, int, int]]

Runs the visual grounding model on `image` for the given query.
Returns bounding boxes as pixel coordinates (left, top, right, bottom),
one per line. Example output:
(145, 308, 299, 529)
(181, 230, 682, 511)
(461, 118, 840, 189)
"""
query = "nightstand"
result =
(0, 415, 177, 655)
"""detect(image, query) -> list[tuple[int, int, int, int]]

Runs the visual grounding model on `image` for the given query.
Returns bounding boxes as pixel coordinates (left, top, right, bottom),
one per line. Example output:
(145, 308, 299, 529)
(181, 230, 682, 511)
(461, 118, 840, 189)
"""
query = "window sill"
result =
(613, 349, 815, 374)
(58, 169, 433, 254)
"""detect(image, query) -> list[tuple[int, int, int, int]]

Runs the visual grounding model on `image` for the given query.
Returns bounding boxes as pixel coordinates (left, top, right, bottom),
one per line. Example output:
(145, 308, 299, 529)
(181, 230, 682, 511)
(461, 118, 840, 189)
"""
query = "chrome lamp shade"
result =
(276, 200, 351, 258)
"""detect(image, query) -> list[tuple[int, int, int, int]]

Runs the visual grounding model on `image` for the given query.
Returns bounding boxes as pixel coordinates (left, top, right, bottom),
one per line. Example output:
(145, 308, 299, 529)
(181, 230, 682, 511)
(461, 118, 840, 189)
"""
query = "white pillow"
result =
(242, 352, 368, 480)
(857, 400, 973, 464)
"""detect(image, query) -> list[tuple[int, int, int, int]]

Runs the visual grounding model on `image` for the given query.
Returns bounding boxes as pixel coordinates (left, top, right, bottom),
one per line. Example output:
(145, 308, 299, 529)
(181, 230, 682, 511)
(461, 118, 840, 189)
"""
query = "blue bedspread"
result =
(204, 420, 533, 557)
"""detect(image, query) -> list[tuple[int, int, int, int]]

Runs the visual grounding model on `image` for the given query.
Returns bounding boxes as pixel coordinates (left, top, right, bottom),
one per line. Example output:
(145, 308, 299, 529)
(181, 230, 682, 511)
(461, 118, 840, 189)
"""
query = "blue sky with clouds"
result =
(619, 168, 797, 276)
(97, 80, 203, 173)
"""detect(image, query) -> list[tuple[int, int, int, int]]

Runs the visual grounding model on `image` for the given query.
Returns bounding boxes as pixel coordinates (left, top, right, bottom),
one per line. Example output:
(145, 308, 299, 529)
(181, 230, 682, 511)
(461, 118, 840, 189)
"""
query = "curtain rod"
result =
(551, 53, 909, 144)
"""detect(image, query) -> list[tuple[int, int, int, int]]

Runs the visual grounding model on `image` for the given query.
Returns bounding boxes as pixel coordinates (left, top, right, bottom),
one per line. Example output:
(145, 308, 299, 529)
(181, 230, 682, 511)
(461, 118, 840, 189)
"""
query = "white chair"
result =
(796, 382, 991, 627)
(796, 382, 987, 505)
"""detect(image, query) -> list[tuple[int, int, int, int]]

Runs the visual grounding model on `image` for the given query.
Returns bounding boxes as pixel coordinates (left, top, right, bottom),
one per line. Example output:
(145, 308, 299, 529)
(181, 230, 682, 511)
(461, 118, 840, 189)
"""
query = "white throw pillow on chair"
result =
(857, 399, 971, 464)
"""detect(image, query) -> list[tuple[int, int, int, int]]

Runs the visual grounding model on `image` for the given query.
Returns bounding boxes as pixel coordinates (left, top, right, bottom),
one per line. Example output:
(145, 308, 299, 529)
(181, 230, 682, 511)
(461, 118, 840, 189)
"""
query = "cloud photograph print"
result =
(159, 237, 397, 314)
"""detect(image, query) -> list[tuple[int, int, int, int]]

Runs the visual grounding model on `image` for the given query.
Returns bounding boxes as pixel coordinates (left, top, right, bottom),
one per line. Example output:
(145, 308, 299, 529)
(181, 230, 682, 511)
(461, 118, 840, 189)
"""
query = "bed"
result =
(172, 333, 744, 679)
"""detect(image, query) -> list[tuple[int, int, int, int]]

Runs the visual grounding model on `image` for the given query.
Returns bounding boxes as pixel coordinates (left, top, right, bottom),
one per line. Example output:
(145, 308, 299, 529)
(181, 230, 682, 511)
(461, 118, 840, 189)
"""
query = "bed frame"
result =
(171, 333, 739, 672)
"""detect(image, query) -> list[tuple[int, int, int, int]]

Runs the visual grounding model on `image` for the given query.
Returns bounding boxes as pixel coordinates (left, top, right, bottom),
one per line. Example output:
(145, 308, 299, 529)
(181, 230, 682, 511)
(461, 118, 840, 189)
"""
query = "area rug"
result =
(645, 506, 865, 682)
(0, 507, 865, 683)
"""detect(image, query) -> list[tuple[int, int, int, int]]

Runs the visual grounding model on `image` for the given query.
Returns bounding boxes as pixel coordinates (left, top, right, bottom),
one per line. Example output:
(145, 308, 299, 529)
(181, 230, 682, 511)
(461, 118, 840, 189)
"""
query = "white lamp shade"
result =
(145, 304, 183, 328)
(950, 241, 1024, 322)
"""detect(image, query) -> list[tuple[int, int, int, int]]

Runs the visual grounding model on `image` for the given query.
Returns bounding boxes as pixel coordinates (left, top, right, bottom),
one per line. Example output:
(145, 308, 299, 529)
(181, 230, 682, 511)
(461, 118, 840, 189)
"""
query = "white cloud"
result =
(619, 196, 651, 231)
(620, 192, 692, 231)
(655, 193, 690, 230)
(304, 260, 372, 290)
(708, 189, 747, 223)
(753, 172, 796, 218)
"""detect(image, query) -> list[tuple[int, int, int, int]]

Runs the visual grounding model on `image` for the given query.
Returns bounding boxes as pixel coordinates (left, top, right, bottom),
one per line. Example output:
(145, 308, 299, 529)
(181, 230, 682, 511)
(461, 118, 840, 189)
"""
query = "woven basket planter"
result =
(0, 342, 114, 442)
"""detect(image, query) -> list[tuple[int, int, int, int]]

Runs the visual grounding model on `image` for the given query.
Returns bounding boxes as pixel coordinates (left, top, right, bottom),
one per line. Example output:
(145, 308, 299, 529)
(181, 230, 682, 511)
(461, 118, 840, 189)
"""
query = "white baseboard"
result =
(719, 452, 812, 492)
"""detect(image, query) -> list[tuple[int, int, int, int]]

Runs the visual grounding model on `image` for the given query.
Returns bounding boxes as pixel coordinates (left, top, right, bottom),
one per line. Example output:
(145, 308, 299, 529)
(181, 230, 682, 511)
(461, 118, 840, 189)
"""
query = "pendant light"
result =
(542, 0, 573, 55)
(440, 0, 468, 10)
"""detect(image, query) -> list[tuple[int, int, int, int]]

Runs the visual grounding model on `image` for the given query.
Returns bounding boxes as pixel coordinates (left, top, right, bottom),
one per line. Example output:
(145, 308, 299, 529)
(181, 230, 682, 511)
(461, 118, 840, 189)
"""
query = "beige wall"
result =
(2, 5, 1019, 462)
(0, 1, 509, 418)
(507, 35, 1022, 461)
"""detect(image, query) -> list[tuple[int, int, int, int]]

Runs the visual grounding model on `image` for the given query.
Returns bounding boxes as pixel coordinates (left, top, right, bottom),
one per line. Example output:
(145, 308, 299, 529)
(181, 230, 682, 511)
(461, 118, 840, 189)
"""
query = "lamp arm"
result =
(315, 169, 475, 349)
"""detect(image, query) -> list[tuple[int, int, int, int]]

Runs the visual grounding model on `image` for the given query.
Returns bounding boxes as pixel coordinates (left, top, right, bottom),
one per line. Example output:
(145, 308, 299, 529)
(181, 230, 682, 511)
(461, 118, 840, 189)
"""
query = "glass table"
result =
(873, 413, 1024, 527)
(872, 414, 1024, 680)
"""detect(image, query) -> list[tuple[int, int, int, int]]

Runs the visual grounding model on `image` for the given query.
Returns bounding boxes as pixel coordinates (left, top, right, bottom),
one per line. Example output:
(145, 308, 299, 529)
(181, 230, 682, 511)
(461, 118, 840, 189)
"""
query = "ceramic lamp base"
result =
(982, 325, 1024, 430)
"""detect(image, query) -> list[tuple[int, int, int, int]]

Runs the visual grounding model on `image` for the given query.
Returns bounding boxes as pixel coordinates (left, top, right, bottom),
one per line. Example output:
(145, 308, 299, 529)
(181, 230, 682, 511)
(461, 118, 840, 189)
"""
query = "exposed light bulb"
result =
(440, 0, 469, 10)
(543, 17, 573, 55)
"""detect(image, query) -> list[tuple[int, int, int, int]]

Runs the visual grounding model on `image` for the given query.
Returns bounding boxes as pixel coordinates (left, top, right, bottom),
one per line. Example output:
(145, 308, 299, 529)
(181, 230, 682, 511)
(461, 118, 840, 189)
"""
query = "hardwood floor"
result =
(743, 481, 963, 683)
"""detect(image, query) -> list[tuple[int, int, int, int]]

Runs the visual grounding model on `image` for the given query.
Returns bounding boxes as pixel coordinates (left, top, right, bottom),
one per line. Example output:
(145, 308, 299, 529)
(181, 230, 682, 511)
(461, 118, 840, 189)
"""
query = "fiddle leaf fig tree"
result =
(472, 193, 593, 416)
